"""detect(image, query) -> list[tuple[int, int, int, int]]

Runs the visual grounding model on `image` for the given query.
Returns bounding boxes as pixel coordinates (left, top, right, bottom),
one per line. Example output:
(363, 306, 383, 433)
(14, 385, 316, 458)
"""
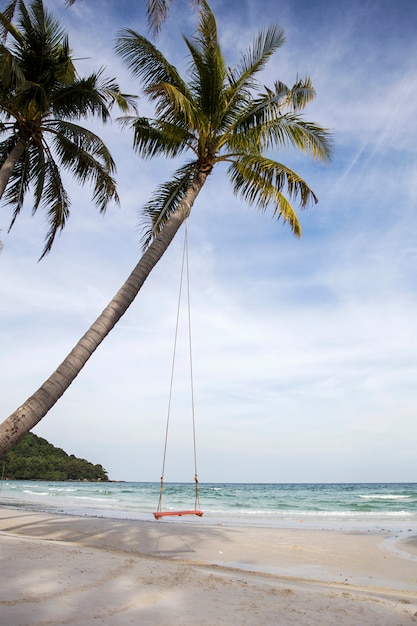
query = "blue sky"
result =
(1, 0, 417, 482)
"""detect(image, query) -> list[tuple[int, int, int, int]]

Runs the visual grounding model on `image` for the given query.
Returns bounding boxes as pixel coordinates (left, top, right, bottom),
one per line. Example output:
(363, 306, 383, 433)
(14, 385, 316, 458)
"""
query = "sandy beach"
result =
(1, 508, 416, 625)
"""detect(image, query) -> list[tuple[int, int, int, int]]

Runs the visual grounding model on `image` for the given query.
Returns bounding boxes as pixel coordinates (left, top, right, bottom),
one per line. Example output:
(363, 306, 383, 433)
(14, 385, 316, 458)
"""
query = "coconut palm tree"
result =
(0, 0, 133, 257)
(0, 0, 332, 457)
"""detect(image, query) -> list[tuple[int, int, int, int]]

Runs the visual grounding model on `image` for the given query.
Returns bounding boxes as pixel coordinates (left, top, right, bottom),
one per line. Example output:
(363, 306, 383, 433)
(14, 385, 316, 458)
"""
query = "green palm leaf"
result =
(36, 141, 70, 258)
(4, 141, 31, 224)
(140, 162, 196, 248)
(50, 120, 119, 212)
(128, 116, 192, 159)
(229, 25, 286, 92)
(115, 28, 187, 96)
(228, 154, 319, 235)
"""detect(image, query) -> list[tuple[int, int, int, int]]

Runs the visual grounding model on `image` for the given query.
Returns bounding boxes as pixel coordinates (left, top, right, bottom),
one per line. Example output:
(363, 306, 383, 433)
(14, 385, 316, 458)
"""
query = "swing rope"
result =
(155, 220, 201, 517)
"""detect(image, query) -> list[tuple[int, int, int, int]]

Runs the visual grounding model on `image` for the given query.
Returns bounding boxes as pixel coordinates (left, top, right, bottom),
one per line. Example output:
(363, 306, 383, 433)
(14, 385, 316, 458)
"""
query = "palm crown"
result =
(0, 0, 133, 257)
(116, 0, 332, 248)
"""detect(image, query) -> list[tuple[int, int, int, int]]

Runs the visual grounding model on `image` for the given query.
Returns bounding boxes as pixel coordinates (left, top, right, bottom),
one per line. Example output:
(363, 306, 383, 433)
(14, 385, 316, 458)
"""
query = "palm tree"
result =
(0, 0, 133, 257)
(0, 0, 332, 457)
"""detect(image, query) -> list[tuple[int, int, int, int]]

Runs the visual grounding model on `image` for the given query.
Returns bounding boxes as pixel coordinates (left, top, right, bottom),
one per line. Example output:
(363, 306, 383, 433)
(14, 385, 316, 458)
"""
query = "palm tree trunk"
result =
(0, 137, 27, 199)
(0, 171, 208, 457)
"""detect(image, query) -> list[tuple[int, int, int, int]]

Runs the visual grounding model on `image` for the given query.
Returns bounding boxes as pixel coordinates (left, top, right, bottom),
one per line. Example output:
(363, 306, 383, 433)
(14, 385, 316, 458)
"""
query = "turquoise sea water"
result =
(1, 481, 416, 532)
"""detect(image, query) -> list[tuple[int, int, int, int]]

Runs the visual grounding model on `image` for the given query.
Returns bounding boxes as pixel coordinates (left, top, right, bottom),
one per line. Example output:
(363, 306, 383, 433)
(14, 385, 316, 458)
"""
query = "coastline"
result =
(1, 508, 416, 625)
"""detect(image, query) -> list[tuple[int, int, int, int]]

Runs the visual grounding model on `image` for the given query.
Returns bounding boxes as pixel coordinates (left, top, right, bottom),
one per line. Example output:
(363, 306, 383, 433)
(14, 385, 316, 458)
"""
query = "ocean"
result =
(1, 481, 416, 533)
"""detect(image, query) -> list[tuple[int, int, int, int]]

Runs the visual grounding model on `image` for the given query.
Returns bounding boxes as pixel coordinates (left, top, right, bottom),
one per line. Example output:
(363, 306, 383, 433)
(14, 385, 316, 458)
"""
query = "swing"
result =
(154, 220, 203, 521)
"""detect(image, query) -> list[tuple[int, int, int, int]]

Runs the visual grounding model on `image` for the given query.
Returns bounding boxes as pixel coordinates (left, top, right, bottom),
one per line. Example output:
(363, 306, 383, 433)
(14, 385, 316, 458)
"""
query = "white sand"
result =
(1, 509, 416, 625)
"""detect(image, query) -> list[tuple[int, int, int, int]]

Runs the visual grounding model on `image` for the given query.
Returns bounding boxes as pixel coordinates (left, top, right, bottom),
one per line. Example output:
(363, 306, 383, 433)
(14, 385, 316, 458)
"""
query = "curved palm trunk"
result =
(0, 137, 27, 199)
(0, 171, 207, 457)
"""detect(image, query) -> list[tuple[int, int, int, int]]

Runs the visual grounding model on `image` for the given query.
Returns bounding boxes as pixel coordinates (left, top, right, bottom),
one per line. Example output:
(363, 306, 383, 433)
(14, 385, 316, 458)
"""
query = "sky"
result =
(1, 0, 417, 483)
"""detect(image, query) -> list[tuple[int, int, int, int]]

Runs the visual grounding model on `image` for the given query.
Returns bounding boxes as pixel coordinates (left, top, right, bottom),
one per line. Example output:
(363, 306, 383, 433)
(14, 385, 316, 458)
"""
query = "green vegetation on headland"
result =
(1, 433, 108, 481)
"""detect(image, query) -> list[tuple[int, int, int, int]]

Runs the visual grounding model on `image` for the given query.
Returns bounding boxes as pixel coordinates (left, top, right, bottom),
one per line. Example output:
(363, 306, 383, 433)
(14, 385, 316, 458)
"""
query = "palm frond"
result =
(115, 28, 187, 96)
(36, 140, 70, 259)
(0, 43, 26, 87)
(128, 116, 193, 159)
(183, 40, 226, 126)
(228, 25, 286, 93)
(0, 2, 23, 45)
(53, 34, 76, 85)
(51, 69, 134, 121)
(228, 154, 320, 235)
(140, 162, 197, 249)
(249, 78, 317, 120)
(4, 142, 31, 227)
(189, 0, 220, 68)
(261, 113, 333, 161)
(83, 71, 137, 115)
(229, 78, 312, 136)
(226, 79, 332, 163)
(31, 138, 47, 210)
(146, 0, 171, 34)
(145, 0, 202, 35)
(207, 24, 286, 137)
(182, 1, 229, 126)
(25, 0, 67, 51)
(0, 135, 15, 159)
(50, 120, 119, 212)
(234, 82, 292, 132)
(0, 1, 18, 39)
(284, 77, 316, 110)
(3, 138, 70, 258)
(104, 84, 138, 115)
(151, 83, 202, 134)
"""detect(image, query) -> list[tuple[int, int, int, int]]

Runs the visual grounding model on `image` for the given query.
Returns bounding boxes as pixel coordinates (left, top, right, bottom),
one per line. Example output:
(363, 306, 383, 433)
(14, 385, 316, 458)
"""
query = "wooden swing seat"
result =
(153, 509, 203, 520)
